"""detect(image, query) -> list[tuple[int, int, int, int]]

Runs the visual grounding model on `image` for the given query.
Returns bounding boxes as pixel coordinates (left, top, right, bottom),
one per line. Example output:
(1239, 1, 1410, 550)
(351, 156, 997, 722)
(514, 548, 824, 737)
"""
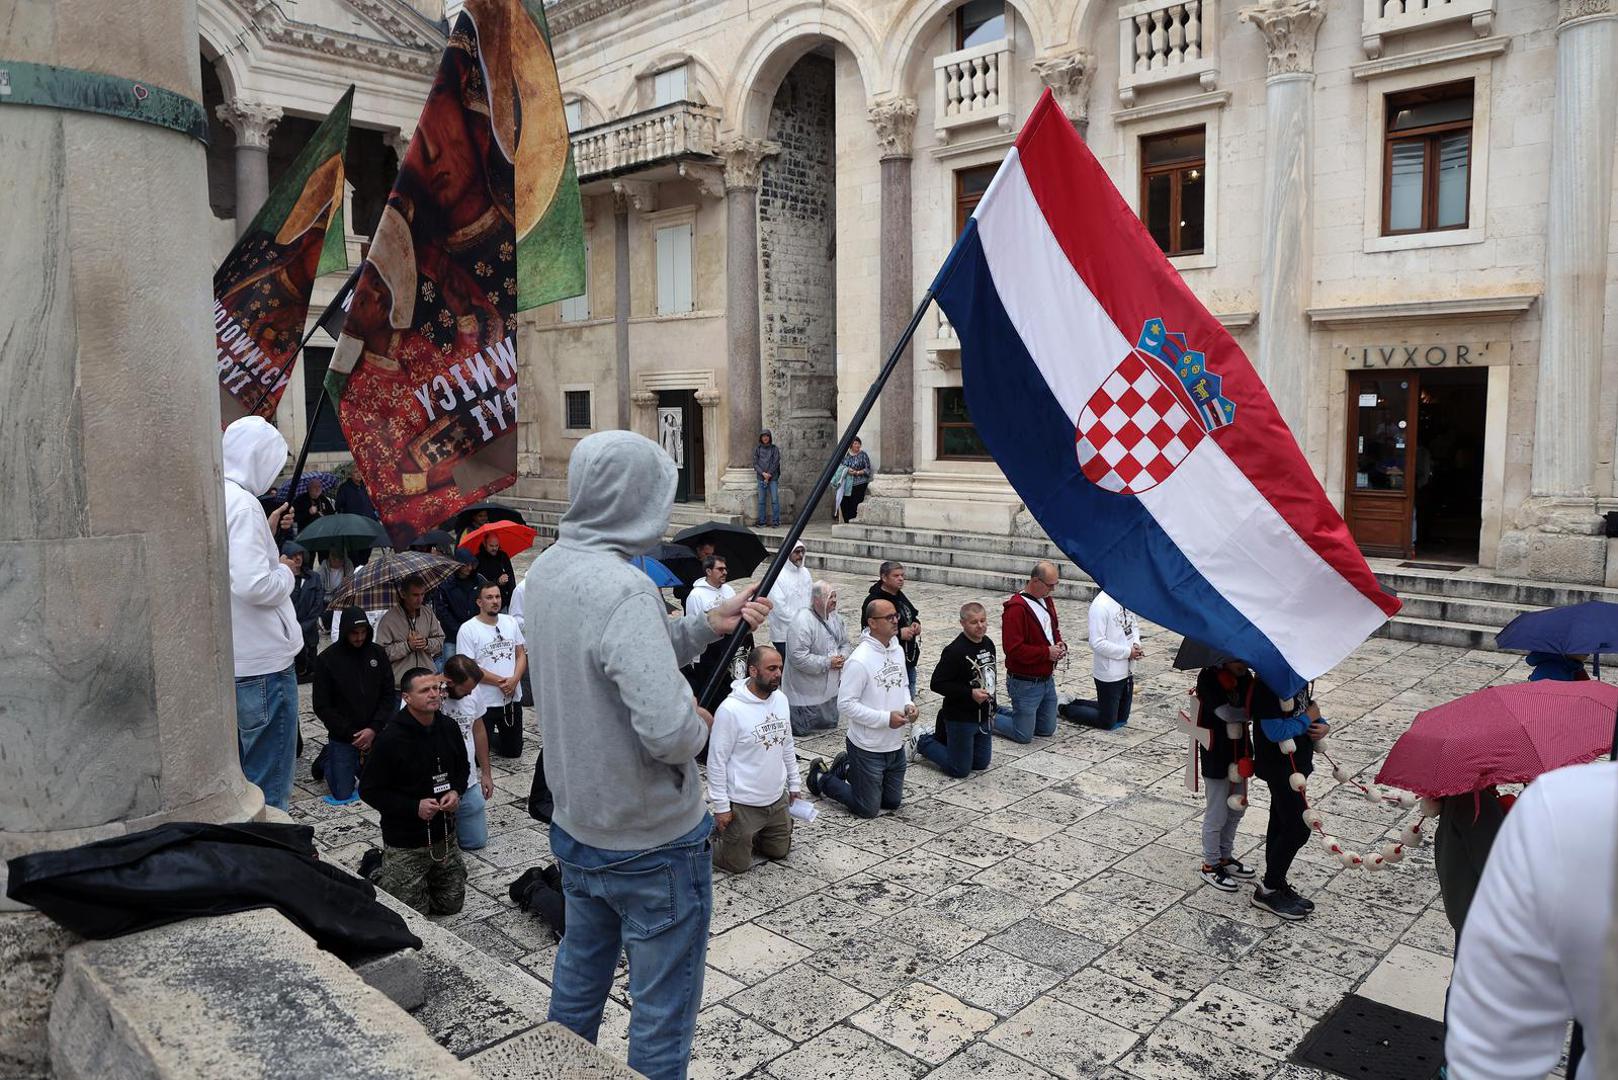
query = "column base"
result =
(1495, 497, 1610, 586)
(709, 467, 760, 520)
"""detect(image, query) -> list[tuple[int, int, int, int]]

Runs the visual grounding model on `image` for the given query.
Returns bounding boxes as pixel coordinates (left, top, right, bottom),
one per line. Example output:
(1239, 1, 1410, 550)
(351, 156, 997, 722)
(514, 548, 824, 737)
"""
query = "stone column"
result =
(215, 98, 282, 235)
(1033, 51, 1096, 140)
(696, 388, 723, 502)
(615, 193, 633, 429)
(715, 138, 777, 511)
(1, 0, 265, 1063)
(871, 98, 918, 478)
(630, 390, 659, 441)
(1241, 0, 1323, 445)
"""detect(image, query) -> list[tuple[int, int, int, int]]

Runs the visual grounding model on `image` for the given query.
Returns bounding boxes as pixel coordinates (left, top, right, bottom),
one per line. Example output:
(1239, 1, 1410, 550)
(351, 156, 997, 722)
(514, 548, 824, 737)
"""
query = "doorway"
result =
(1344, 368, 1487, 561)
(657, 389, 704, 503)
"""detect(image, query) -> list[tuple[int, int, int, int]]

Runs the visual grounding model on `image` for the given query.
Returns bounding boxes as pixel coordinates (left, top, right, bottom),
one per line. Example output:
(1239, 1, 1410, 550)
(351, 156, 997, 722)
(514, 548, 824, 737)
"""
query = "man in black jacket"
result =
(313, 606, 395, 805)
(867, 562, 922, 698)
(917, 602, 1009, 778)
(359, 668, 471, 916)
(431, 550, 486, 669)
(283, 541, 326, 682)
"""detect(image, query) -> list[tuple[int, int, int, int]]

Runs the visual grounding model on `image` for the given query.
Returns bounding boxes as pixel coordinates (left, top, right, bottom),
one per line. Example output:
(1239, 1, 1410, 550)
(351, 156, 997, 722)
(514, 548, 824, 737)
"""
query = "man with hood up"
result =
(784, 581, 848, 736)
(222, 416, 303, 811)
(766, 539, 813, 656)
(431, 550, 486, 669)
(754, 429, 781, 527)
(313, 606, 395, 805)
(708, 646, 802, 874)
(523, 430, 769, 1080)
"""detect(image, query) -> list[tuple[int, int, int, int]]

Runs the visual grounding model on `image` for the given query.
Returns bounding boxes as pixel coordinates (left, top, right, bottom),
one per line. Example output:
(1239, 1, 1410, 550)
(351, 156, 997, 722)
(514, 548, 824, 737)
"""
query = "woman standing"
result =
(835, 436, 872, 522)
(475, 534, 516, 607)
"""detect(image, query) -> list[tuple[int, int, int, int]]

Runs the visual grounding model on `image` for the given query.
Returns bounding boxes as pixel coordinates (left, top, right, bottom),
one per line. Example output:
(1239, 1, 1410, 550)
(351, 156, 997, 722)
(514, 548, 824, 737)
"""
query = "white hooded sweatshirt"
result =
(837, 629, 912, 753)
(766, 543, 813, 643)
(222, 417, 301, 677)
(707, 678, 800, 813)
(684, 578, 734, 619)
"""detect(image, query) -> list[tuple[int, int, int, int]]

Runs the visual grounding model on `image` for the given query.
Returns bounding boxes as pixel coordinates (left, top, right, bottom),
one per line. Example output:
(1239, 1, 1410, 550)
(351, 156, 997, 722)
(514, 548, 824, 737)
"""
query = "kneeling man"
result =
(808, 598, 916, 818)
(709, 646, 803, 872)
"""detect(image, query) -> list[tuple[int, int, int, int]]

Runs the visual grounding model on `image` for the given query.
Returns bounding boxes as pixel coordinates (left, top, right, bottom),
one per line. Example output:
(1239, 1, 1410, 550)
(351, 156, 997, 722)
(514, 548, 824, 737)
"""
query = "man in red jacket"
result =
(994, 562, 1068, 744)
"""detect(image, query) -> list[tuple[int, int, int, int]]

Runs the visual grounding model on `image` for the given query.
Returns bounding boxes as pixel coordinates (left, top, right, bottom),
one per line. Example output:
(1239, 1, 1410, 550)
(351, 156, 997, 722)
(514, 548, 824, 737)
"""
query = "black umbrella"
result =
(671, 522, 768, 580)
(642, 542, 702, 585)
(451, 501, 526, 534)
(409, 528, 457, 552)
(293, 513, 391, 552)
(1173, 636, 1241, 671)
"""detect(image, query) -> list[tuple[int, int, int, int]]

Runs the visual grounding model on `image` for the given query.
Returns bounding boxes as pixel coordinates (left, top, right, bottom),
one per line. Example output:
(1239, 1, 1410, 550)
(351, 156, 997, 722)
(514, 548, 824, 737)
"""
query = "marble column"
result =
(615, 193, 633, 429)
(630, 390, 659, 441)
(215, 98, 282, 235)
(1033, 51, 1097, 140)
(871, 98, 918, 477)
(1241, 0, 1323, 445)
(1, 0, 266, 1059)
(717, 138, 777, 503)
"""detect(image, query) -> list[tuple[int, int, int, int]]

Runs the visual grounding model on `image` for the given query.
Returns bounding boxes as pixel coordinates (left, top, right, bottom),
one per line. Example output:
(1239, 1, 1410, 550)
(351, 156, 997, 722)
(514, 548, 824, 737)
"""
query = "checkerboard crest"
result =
(1075, 318, 1235, 494)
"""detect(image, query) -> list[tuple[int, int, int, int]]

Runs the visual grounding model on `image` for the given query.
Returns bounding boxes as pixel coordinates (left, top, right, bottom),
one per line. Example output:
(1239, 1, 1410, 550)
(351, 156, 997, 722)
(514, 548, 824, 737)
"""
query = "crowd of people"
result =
(221, 418, 1602, 1080)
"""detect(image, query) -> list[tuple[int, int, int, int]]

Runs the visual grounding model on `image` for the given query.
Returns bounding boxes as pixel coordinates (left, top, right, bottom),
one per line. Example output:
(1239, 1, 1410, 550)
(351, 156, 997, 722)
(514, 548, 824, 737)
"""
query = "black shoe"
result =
(830, 750, 849, 781)
(1280, 884, 1315, 911)
(1199, 864, 1238, 892)
(1251, 884, 1308, 921)
(358, 847, 384, 882)
(1219, 858, 1257, 880)
(807, 758, 828, 797)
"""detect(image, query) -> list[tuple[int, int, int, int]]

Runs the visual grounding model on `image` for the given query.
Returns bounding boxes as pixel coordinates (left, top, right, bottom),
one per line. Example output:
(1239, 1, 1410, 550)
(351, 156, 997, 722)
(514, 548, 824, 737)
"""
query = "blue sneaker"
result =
(322, 793, 362, 808)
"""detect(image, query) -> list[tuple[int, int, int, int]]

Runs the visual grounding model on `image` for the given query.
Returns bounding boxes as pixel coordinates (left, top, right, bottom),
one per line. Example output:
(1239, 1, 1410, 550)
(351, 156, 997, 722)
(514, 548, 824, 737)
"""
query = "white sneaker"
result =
(906, 725, 921, 763)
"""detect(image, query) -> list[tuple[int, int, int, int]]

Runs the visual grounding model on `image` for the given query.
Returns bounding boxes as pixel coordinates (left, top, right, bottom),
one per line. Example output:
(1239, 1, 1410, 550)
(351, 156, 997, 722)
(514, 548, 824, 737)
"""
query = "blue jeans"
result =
(917, 717, 996, 779)
(993, 675, 1059, 744)
(235, 664, 298, 810)
(756, 477, 779, 524)
(907, 665, 918, 699)
(324, 739, 362, 801)
(548, 816, 714, 1080)
(438, 639, 456, 671)
(1065, 676, 1135, 729)
(820, 739, 906, 818)
(456, 777, 488, 850)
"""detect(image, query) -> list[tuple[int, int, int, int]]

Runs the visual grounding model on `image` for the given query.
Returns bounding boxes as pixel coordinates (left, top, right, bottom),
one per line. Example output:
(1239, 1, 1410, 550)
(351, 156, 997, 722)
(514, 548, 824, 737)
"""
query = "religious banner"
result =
(213, 86, 353, 425)
(328, 0, 584, 545)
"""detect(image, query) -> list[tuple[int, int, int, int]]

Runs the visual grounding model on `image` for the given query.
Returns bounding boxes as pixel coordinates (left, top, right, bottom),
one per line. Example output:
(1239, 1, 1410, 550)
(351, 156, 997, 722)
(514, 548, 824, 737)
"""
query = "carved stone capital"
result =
(694, 388, 722, 408)
(1239, 0, 1326, 77)
(1032, 50, 1096, 128)
(387, 128, 414, 159)
(611, 179, 658, 213)
(215, 99, 282, 149)
(1560, 0, 1616, 25)
(678, 161, 727, 199)
(630, 390, 660, 408)
(715, 138, 779, 191)
(867, 98, 919, 160)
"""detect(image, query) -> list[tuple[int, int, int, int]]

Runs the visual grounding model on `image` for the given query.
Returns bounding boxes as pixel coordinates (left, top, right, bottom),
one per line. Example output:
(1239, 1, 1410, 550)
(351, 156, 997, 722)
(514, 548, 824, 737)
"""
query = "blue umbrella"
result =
(278, 470, 340, 500)
(1496, 601, 1618, 679)
(631, 555, 682, 588)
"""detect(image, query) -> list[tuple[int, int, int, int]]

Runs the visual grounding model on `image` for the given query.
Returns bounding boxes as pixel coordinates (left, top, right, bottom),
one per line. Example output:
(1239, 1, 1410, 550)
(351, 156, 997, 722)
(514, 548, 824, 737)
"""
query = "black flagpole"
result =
(276, 266, 362, 504)
(697, 287, 938, 711)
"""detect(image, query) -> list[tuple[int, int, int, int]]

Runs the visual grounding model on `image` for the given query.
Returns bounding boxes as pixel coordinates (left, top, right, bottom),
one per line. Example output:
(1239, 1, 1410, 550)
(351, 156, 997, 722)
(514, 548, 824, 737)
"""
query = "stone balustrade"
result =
(933, 38, 1015, 142)
(1117, 0, 1219, 104)
(1360, 0, 1495, 57)
(570, 101, 722, 180)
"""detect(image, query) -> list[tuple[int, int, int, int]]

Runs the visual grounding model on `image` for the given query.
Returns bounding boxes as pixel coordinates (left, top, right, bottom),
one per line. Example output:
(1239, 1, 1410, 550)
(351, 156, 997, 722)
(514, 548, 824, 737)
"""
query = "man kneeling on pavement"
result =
(807, 597, 916, 818)
(708, 646, 804, 873)
(360, 667, 470, 916)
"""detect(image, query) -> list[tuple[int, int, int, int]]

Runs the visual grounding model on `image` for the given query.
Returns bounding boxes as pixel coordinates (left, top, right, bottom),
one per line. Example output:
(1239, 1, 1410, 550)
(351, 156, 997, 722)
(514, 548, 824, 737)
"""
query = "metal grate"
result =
(1296, 995, 1444, 1080)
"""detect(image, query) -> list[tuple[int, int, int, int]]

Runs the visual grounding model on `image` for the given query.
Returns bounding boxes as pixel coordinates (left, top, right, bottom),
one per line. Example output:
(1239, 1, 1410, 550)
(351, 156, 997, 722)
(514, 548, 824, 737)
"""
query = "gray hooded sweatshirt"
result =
(524, 430, 721, 850)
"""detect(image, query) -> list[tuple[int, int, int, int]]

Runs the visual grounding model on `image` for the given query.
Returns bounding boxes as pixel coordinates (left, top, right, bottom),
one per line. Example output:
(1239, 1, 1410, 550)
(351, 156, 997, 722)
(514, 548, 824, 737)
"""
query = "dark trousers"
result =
(483, 702, 524, 759)
(820, 739, 905, 819)
(917, 719, 993, 779)
(839, 484, 868, 521)
(1064, 676, 1134, 729)
(1262, 777, 1311, 890)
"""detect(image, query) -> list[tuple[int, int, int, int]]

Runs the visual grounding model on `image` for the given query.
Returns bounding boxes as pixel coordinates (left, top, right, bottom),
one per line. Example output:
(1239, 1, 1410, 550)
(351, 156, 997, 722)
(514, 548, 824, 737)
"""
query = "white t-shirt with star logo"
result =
(706, 680, 801, 813)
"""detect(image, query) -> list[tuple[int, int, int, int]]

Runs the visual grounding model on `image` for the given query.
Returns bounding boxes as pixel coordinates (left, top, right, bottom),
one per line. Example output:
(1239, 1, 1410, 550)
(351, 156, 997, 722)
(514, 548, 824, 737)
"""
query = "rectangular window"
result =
(564, 100, 583, 132)
(655, 222, 693, 315)
(558, 242, 590, 322)
(564, 390, 592, 431)
(956, 0, 1007, 49)
(302, 346, 349, 453)
(936, 387, 990, 460)
(653, 65, 688, 107)
(1139, 127, 1206, 257)
(954, 163, 999, 235)
(1383, 81, 1473, 235)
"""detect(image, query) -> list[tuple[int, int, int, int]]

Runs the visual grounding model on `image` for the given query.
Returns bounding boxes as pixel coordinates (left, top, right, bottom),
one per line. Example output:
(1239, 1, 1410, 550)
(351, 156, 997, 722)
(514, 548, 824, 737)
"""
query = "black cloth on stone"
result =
(4, 821, 421, 961)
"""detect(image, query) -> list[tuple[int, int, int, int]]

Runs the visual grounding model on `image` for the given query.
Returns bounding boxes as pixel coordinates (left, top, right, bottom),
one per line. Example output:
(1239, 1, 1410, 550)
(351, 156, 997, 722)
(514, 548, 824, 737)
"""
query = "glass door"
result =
(1344, 372, 1417, 557)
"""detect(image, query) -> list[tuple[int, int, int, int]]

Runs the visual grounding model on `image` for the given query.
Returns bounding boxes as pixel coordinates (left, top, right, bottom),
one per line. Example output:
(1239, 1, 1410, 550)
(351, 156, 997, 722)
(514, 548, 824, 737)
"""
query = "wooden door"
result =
(1344, 372, 1417, 558)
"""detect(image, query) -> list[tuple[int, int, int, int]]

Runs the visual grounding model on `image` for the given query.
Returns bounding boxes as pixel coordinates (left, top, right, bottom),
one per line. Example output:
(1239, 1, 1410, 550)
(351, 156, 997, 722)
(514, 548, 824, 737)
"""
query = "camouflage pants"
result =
(375, 842, 467, 916)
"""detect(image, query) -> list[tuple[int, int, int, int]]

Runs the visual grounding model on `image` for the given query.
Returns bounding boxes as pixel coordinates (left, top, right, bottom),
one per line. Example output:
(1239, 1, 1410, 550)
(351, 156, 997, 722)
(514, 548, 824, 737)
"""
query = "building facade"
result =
(520, 0, 1618, 586)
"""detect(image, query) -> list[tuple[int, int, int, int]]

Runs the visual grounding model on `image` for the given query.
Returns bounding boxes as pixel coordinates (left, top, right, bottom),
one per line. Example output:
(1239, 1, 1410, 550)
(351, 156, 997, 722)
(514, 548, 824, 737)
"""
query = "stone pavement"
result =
(290, 563, 1534, 1079)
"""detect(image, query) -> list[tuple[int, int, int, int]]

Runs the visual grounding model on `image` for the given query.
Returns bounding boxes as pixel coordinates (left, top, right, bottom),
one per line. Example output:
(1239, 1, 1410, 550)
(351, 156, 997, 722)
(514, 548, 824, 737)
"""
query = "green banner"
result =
(0, 59, 207, 142)
(513, 0, 586, 311)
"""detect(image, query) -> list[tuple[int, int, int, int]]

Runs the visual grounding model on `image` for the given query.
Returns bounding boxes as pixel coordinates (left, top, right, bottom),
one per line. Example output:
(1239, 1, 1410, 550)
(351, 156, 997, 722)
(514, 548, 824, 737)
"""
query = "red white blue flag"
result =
(931, 90, 1399, 696)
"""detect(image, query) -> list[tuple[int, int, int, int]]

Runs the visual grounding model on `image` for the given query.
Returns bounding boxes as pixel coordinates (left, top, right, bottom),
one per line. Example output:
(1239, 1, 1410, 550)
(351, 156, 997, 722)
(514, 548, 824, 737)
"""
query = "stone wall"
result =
(759, 54, 838, 514)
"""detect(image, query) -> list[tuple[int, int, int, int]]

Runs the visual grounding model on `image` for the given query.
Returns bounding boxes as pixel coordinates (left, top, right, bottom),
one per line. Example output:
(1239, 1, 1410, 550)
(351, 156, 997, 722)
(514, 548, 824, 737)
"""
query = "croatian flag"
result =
(931, 91, 1399, 696)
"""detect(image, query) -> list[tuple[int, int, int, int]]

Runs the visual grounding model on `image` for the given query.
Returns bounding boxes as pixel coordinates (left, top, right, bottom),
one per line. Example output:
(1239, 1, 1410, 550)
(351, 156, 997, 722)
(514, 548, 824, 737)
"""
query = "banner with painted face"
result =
(328, 0, 583, 546)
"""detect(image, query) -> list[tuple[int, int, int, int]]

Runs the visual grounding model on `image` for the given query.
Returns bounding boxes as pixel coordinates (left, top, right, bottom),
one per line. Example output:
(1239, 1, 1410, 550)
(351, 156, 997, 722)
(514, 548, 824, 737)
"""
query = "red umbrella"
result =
(459, 519, 538, 557)
(1376, 680, 1618, 797)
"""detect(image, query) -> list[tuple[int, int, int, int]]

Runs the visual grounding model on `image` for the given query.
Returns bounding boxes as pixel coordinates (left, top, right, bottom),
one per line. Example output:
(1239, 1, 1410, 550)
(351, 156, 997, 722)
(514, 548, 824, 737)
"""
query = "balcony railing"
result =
(570, 101, 722, 180)
(934, 38, 1015, 143)
(1117, 0, 1218, 105)
(1361, 0, 1494, 57)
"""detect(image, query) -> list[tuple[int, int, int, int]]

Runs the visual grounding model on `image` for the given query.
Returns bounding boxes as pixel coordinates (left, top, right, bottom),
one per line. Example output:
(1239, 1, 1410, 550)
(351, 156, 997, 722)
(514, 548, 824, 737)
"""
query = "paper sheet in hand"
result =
(788, 800, 819, 823)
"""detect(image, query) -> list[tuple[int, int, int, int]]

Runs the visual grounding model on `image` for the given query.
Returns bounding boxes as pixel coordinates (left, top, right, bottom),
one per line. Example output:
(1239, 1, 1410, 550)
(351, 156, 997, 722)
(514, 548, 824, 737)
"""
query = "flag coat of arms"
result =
(213, 86, 353, 425)
(330, 0, 584, 545)
(932, 90, 1399, 697)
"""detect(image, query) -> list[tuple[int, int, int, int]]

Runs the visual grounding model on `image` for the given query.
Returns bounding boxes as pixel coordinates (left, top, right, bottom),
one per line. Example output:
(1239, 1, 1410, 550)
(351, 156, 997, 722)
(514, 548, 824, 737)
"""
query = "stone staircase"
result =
(501, 496, 738, 542)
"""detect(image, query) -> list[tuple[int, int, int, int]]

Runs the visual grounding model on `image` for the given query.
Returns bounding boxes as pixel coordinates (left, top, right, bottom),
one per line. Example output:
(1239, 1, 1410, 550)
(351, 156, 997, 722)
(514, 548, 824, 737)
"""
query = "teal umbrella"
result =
(294, 513, 390, 552)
